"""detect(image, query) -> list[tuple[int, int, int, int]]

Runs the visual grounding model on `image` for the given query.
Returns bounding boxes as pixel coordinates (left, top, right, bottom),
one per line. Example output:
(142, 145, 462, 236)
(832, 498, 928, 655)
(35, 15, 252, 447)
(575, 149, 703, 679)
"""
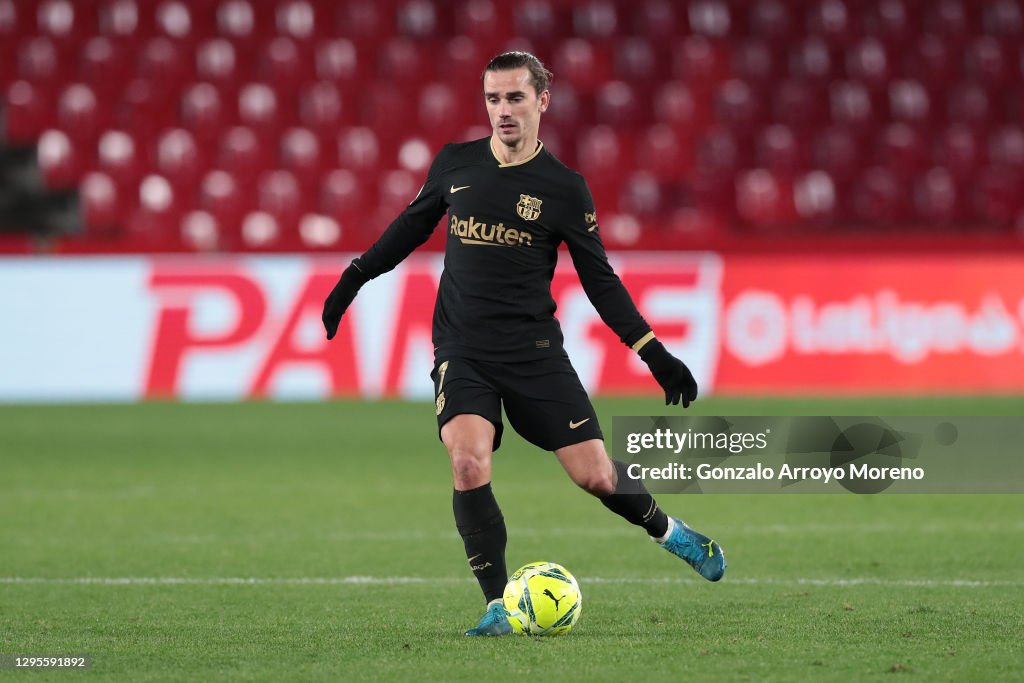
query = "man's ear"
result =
(538, 89, 550, 113)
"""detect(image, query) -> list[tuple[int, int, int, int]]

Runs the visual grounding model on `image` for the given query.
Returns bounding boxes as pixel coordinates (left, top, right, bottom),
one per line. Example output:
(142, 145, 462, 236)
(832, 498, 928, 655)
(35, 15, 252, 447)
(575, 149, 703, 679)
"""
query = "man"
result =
(323, 52, 726, 637)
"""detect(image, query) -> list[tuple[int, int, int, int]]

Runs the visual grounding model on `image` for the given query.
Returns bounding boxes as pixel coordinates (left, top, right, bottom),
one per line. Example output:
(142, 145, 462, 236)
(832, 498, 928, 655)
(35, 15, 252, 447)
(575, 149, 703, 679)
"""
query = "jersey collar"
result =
(490, 137, 544, 168)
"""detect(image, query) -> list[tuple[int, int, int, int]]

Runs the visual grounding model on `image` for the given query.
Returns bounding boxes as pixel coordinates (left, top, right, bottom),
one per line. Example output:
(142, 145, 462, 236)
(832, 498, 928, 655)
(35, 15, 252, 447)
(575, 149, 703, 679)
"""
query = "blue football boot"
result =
(656, 517, 727, 582)
(464, 599, 513, 636)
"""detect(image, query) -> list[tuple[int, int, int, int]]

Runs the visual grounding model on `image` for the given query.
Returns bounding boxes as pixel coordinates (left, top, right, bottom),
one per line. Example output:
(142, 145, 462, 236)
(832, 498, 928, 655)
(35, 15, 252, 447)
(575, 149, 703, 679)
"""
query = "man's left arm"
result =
(560, 178, 699, 407)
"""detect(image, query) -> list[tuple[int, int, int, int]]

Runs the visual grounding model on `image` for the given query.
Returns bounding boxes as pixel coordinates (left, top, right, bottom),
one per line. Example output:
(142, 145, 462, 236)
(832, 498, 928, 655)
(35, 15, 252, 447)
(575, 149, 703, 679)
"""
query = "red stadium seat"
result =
(772, 79, 826, 128)
(320, 168, 367, 223)
(456, 0, 505, 43)
(119, 78, 175, 139)
(377, 168, 420, 218)
(788, 36, 834, 84)
(276, 0, 319, 40)
(947, 82, 993, 130)
(963, 37, 1010, 89)
(80, 37, 131, 98)
(933, 125, 985, 180)
(924, 0, 970, 46)
(672, 35, 728, 92)
(138, 37, 192, 89)
(195, 38, 239, 90)
(57, 83, 106, 145)
(749, 0, 793, 42)
(851, 166, 910, 225)
(360, 84, 409, 145)
(17, 36, 63, 84)
(619, 171, 663, 216)
(714, 79, 762, 134)
(988, 125, 1024, 169)
(130, 174, 180, 241)
(180, 211, 222, 252)
(154, 1, 196, 40)
(982, 0, 1023, 38)
(314, 38, 359, 90)
(418, 82, 462, 144)
(888, 79, 931, 127)
(652, 81, 698, 130)
(613, 38, 656, 84)
(688, 0, 732, 38)
(37, 129, 82, 189)
(258, 36, 310, 94)
(573, 0, 619, 41)
(736, 169, 796, 229)
(554, 38, 610, 93)
(237, 82, 282, 142)
(630, 0, 678, 43)
(240, 211, 282, 250)
(877, 123, 928, 177)
(336, 0, 393, 47)
(636, 124, 688, 182)
(695, 127, 743, 176)
(576, 125, 625, 197)
(3, 80, 53, 144)
(732, 40, 780, 90)
(337, 126, 381, 173)
(972, 165, 1022, 226)
(156, 128, 205, 192)
(216, 0, 259, 42)
(217, 125, 264, 188)
(97, 130, 144, 189)
(755, 124, 804, 174)
(397, 0, 439, 38)
(80, 171, 123, 236)
(199, 169, 245, 236)
(299, 81, 344, 141)
(829, 80, 878, 137)
(443, 35, 483, 85)
(806, 0, 854, 46)
(905, 34, 955, 91)
(280, 127, 323, 189)
(181, 82, 227, 144)
(862, 0, 913, 51)
(913, 167, 962, 225)
(812, 125, 863, 182)
(595, 81, 640, 127)
(396, 137, 432, 174)
(515, 0, 559, 40)
(793, 170, 838, 224)
(97, 0, 143, 39)
(846, 37, 891, 92)
(298, 213, 342, 249)
(36, 0, 79, 44)
(378, 37, 429, 85)
(257, 169, 304, 233)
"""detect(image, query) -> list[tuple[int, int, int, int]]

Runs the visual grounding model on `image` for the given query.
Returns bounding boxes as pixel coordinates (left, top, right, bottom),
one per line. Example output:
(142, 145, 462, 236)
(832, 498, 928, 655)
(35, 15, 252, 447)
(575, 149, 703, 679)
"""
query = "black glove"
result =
(322, 262, 369, 340)
(639, 339, 698, 407)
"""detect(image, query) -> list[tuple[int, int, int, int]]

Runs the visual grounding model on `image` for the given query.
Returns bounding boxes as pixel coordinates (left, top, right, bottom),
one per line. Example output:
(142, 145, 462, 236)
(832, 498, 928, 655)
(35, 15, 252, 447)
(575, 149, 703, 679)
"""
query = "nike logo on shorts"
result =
(569, 418, 590, 429)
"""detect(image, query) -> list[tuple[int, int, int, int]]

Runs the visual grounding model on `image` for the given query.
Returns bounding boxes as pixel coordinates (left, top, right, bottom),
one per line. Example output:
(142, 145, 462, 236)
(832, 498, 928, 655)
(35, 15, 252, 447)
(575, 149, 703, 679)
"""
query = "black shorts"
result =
(430, 354, 604, 452)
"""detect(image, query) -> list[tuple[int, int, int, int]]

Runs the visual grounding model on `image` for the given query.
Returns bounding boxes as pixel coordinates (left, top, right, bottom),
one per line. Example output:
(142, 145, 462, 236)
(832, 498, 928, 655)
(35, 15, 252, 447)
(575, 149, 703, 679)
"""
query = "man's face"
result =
(483, 67, 549, 148)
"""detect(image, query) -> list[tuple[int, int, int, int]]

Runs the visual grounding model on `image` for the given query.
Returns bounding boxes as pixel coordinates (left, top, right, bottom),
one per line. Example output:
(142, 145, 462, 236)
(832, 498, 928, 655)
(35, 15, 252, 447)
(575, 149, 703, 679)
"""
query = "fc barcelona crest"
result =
(516, 194, 543, 221)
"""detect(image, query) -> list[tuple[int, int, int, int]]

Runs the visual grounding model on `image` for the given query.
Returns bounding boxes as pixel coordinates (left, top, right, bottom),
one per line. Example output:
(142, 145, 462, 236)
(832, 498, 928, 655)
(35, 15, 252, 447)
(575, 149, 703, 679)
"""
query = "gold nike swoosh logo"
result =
(569, 418, 590, 429)
(450, 184, 471, 193)
(588, 225, 598, 232)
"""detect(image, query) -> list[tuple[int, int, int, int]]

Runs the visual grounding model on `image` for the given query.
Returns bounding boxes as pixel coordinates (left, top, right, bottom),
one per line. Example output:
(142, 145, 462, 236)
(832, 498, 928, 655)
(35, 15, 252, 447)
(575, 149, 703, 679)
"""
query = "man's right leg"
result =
(442, 414, 512, 636)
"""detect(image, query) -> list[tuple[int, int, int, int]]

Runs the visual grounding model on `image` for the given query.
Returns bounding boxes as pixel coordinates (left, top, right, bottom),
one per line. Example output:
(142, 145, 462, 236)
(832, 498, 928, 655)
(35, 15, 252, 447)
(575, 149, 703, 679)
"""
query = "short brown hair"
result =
(481, 51, 553, 95)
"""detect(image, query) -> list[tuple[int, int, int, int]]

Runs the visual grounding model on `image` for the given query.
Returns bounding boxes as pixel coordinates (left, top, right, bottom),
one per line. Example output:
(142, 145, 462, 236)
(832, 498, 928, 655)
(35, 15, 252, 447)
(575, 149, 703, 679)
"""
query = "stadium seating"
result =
(1, 0, 1023, 252)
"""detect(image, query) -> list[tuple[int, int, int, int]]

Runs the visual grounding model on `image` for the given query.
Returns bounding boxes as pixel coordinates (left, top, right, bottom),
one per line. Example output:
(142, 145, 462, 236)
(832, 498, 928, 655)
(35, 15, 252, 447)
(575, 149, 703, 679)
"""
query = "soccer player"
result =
(323, 52, 726, 636)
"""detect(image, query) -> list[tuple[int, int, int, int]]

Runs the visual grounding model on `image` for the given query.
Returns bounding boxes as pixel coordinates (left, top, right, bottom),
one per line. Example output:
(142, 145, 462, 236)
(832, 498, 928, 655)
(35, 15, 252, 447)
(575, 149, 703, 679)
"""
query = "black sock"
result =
(453, 483, 508, 604)
(600, 460, 670, 538)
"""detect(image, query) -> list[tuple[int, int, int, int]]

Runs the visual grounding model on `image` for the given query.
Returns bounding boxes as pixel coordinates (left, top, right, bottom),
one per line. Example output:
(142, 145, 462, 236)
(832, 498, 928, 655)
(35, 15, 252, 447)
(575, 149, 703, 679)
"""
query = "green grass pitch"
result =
(2, 397, 1023, 682)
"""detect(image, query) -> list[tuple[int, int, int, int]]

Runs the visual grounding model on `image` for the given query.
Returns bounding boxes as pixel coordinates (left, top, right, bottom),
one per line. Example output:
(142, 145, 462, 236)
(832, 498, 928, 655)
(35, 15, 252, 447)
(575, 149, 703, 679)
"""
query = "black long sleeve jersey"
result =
(355, 137, 653, 362)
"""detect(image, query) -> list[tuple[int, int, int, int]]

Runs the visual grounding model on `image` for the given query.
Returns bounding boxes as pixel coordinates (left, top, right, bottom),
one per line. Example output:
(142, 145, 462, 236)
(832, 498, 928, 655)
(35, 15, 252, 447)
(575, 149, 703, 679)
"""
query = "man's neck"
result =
(490, 134, 540, 165)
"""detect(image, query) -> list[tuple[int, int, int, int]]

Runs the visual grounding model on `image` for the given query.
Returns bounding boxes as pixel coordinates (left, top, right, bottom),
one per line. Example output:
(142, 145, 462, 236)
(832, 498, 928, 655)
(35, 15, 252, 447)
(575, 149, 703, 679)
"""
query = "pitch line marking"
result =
(0, 576, 1018, 588)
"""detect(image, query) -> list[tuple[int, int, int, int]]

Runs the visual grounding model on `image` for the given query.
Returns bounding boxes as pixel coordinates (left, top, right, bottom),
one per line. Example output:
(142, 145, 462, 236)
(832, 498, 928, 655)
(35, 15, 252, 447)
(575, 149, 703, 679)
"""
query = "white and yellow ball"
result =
(502, 561, 582, 636)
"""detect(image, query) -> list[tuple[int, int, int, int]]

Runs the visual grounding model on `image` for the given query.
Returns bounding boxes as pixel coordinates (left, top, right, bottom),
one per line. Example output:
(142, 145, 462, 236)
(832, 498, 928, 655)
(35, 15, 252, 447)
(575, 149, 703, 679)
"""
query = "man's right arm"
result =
(353, 146, 452, 278)
(323, 145, 451, 339)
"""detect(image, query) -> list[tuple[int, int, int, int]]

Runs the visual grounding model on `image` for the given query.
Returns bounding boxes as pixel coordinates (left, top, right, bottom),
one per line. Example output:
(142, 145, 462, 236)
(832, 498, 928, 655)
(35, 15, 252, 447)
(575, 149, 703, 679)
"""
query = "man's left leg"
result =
(555, 440, 727, 582)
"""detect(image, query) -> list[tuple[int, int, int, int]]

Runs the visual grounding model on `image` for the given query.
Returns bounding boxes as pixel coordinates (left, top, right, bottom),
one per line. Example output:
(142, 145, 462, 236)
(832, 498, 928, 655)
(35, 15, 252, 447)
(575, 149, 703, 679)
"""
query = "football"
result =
(502, 561, 582, 636)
